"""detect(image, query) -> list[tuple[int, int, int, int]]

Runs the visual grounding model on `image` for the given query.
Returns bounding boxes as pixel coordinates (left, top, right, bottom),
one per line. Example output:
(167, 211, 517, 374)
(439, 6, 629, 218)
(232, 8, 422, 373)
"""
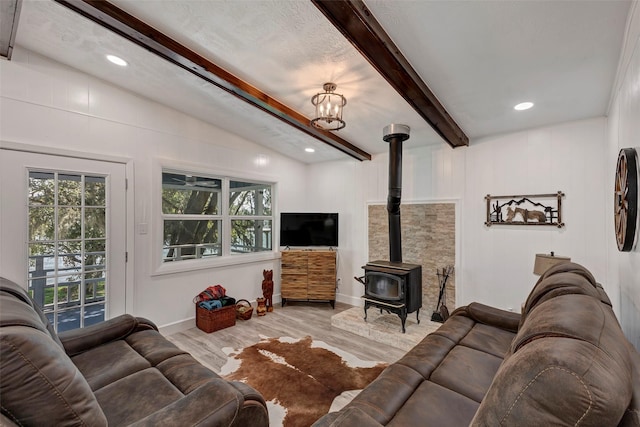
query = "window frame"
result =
(153, 163, 277, 276)
(228, 179, 273, 255)
(161, 171, 223, 261)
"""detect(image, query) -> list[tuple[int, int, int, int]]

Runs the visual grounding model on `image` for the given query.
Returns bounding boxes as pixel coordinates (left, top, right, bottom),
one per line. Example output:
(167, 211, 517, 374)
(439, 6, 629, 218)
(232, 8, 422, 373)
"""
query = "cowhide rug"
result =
(220, 335, 387, 427)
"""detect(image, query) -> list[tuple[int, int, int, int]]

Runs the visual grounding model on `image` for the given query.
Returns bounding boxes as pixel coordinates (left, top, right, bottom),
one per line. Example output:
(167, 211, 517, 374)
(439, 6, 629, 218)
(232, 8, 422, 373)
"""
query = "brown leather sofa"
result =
(0, 277, 269, 426)
(313, 262, 640, 426)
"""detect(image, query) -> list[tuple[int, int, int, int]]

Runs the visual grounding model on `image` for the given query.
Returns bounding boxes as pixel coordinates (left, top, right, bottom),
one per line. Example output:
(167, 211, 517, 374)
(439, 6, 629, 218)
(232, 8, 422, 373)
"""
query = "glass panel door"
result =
(28, 171, 108, 331)
(0, 150, 127, 332)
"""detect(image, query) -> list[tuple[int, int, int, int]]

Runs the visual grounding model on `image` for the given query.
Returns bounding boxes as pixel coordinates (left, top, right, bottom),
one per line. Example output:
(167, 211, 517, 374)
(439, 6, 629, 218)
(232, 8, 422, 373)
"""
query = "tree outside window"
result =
(230, 180, 272, 253)
(28, 171, 107, 331)
(161, 171, 273, 262)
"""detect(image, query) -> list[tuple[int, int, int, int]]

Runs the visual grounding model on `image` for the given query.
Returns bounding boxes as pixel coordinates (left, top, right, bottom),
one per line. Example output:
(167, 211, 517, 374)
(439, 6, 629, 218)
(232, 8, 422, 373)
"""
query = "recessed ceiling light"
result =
(305, 148, 315, 153)
(514, 102, 534, 111)
(106, 55, 128, 67)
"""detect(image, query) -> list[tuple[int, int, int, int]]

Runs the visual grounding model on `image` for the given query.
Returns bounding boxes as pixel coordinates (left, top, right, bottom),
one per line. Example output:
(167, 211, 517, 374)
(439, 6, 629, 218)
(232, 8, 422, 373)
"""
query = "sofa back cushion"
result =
(521, 263, 612, 320)
(0, 280, 107, 426)
(471, 266, 635, 426)
(0, 277, 63, 348)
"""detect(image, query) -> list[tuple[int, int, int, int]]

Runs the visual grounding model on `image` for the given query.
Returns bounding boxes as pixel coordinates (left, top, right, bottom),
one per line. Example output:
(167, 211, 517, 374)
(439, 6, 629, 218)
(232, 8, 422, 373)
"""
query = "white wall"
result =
(463, 118, 608, 311)
(313, 118, 609, 317)
(305, 160, 362, 299)
(0, 49, 310, 330)
(607, 1, 640, 349)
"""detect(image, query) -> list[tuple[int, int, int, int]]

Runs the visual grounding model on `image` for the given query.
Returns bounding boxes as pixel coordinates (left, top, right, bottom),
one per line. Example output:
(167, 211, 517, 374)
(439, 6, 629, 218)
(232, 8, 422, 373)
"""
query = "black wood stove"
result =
(357, 124, 422, 333)
(361, 260, 422, 333)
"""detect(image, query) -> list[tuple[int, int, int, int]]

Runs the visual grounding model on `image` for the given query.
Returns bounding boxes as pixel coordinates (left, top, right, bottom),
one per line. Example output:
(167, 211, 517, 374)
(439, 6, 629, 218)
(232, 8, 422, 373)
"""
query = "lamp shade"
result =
(533, 252, 571, 275)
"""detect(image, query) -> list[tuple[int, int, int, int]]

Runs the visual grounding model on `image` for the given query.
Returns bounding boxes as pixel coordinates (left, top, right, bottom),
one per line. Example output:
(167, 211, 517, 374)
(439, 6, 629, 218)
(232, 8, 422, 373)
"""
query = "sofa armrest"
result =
(620, 343, 640, 426)
(59, 314, 158, 356)
(228, 381, 266, 407)
(228, 381, 269, 427)
(453, 302, 521, 333)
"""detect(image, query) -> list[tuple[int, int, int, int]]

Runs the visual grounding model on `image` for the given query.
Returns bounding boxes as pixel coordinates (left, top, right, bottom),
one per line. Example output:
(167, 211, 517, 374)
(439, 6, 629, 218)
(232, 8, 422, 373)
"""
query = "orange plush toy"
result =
(262, 269, 274, 312)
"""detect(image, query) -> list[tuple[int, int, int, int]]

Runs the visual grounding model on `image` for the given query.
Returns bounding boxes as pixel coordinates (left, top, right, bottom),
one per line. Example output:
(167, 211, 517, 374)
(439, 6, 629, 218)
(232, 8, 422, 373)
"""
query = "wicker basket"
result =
(235, 299, 254, 320)
(196, 304, 236, 333)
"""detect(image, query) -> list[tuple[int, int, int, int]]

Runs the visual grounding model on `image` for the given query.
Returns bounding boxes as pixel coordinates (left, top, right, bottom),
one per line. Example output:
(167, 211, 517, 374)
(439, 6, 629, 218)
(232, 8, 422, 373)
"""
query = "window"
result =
(28, 171, 107, 331)
(161, 170, 273, 263)
(230, 180, 272, 254)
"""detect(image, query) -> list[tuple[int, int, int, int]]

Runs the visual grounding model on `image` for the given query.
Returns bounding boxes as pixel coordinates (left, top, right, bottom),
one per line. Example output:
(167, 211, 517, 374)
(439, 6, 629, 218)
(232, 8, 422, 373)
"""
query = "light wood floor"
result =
(165, 302, 407, 373)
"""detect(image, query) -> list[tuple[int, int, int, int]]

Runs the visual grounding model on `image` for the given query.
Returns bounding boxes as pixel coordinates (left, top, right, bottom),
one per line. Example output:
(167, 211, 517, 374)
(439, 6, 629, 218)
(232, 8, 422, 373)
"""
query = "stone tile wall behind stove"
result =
(368, 203, 456, 312)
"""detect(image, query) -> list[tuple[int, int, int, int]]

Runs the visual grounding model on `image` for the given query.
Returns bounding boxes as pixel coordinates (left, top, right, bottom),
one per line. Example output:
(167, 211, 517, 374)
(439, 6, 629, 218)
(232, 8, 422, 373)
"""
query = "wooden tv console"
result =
(280, 250, 336, 308)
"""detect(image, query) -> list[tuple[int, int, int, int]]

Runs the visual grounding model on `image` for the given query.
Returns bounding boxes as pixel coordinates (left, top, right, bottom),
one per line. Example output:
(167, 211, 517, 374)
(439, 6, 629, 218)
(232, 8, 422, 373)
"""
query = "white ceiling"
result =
(11, 0, 632, 163)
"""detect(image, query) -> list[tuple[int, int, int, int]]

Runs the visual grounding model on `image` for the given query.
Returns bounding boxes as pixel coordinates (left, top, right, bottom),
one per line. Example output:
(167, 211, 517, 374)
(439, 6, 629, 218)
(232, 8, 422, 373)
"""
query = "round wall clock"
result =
(615, 148, 638, 252)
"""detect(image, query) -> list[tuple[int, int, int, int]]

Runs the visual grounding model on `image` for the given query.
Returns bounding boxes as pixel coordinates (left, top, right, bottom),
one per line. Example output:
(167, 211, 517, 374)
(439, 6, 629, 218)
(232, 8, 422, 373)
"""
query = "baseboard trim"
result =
(336, 293, 363, 307)
(159, 317, 194, 336)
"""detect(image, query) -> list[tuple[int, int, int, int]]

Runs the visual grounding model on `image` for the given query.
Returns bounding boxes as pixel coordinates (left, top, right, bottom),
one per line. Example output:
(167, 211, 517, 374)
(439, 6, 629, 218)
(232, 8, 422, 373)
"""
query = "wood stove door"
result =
(364, 271, 404, 301)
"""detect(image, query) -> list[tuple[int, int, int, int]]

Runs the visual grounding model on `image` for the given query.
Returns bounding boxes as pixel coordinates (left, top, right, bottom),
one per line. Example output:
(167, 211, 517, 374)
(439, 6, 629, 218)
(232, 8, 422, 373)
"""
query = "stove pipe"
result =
(383, 124, 410, 263)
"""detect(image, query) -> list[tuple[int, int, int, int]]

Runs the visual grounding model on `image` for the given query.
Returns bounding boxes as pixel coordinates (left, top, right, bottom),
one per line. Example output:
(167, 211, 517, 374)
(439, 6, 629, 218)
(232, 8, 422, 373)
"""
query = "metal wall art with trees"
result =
(485, 192, 565, 228)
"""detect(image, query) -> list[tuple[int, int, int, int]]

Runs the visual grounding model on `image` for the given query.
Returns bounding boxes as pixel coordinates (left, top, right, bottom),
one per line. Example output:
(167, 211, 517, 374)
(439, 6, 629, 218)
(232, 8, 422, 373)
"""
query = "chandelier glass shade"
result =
(310, 83, 347, 131)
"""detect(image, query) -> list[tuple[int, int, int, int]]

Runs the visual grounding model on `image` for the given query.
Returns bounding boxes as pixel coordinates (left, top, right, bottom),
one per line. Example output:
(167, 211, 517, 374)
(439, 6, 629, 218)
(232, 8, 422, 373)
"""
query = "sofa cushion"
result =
(125, 329, 189, 365)
(72, 339, 153, 390)
(459, 322, 515, 358)
(521, 262, 611, 329)
(0, 326, 107, 426)
(94, 367, 244, 426)
(94, 368, 185, 425)
(0, 293, 52, 335)
(0, 277, 63, 348)
(337, 310, 517, 427)
(538, 261, 598, 286)
(390, 382, 480, 426)
(155, 353, 223, 395)
(514, 294, 628, 357)
(396, 332, 458, 378)
(347, 362, 425, 424)
(314, 406, 382, 426)
(471, 337, 632, 426)
(71, 329, 195, 392)
(472, 294, 634, 426)
(522, 272, 600, 316)
(430, 345, 504, 403)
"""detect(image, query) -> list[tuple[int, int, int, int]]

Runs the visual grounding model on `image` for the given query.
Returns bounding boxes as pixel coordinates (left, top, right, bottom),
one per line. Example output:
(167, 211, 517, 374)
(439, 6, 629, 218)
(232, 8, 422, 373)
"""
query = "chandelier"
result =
(310, 82, 347, 131)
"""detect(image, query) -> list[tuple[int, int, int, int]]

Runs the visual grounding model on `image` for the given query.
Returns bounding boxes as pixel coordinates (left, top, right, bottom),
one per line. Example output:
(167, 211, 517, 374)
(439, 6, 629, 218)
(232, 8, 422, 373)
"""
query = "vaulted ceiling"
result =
(3, 0, 632, 163)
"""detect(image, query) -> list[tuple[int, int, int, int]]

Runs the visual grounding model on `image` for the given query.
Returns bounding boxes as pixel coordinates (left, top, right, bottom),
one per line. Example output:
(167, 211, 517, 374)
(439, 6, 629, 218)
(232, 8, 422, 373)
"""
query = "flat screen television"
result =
(280, 213, 338, 247)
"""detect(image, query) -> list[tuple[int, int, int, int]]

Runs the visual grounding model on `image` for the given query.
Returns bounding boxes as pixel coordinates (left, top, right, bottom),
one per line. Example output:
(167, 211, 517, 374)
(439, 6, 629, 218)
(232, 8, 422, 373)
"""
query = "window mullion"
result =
(162, 214, 219, 220)
(53, 172, 59, 330)
(222, 178, 231, 257)
(80, 174, 85, 328)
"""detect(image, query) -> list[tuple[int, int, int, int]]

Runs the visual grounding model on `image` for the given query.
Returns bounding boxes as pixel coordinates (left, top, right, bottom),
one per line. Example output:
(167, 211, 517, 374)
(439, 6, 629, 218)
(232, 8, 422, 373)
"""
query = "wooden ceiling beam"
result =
(0, 0, 22, 59)
(312, 0, 469, 148)
(53, 0, 371, 161)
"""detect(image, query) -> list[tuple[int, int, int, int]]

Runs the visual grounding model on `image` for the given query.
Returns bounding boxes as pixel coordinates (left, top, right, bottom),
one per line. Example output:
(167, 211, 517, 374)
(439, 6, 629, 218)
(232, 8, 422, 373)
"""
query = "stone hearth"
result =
(331, 307, 441, 351)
